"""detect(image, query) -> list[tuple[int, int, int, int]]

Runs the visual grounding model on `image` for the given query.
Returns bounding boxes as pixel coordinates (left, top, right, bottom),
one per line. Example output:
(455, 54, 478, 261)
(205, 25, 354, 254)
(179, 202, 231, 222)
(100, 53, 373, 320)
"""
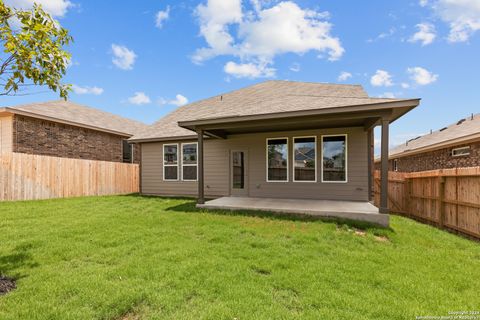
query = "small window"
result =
(451, 146, 470, 157)
(122, 140, 133, 163)
(322, 135, 347, 183)
(293, 137, 316, 182)
(163, 144, 179, 181)
(267, 138, 288, 182)
(393, 159, 398, 172)
(181, 143, 197, 181)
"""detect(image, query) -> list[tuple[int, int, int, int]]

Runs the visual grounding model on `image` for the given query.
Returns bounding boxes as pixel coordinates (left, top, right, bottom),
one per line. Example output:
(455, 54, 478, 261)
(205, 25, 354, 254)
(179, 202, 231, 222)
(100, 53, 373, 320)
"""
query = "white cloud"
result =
(401, 82, 410, 89)
(337, 71, 352, 82)
(407, 67, 438, 85)
(425, 0, 480, 42)
(419, 0, 429, 7)
(159, 94, 189, 107)
(409, 23, 436, 45)
(224, 61, 275, 78)
(155, 6, 170, 29)
(289, 62, 300, 72)
(128, 92, 151, 105)
(111, 44, 137, 70)
(170, 94, 189, 106)
(379, 92, 397, 98)
(193, 0, 344, 78)
(71, 85, 104, 95)
(367, 27, 396, 43)
(370, 70, 393, 87)
(4, 0, 72, 17)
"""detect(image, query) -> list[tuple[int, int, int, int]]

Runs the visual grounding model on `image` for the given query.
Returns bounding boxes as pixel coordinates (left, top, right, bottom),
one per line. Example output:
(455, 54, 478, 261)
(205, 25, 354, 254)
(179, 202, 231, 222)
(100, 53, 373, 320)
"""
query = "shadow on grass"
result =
(0, 243, 39, 280)
(166, 200, 393, 232)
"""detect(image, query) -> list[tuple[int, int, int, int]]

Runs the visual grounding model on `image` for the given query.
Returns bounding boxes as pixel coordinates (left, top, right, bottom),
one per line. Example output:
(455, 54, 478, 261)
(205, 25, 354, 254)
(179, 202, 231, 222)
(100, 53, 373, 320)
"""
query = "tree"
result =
(0, 1, 73, 98)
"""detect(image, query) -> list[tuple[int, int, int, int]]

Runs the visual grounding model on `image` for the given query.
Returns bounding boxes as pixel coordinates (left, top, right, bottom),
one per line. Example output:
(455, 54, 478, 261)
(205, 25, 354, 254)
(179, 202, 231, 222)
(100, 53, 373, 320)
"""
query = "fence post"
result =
(406, 177, 412, 218)
(438, 176, 445, 228)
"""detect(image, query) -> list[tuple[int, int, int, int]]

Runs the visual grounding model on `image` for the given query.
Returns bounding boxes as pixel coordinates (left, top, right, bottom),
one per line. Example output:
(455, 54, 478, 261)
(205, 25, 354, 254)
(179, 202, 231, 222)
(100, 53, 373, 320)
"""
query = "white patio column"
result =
(380, 119, 389, 213)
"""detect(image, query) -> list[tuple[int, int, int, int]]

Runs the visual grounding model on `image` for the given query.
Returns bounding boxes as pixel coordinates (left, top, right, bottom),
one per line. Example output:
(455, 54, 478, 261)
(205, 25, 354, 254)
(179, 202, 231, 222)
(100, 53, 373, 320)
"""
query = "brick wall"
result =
(12, 115, 139, 163)
(375, 140, 480, 172)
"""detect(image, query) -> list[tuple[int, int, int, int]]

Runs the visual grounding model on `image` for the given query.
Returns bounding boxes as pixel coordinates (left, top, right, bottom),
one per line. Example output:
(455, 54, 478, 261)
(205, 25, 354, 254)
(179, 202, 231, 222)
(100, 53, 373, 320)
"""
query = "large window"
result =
(322, 135, 347, 182)
(267, 138, 288, 182)
(181, 143, 197, 181)
(293, 137, 316, 182)
(163, 144, 179, 181)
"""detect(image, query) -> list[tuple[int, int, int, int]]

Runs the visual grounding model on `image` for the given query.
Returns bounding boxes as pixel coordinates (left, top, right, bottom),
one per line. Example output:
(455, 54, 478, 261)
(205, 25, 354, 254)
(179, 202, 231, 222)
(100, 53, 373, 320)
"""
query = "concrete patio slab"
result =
(197, 197, 389, 227)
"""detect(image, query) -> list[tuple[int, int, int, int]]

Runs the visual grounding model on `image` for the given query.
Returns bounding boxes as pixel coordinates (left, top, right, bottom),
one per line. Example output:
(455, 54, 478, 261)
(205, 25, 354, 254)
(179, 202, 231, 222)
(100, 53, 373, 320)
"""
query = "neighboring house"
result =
(130, 80, 420, 214)
(0, 100, 147, 163)
(375, 114, 480, 172)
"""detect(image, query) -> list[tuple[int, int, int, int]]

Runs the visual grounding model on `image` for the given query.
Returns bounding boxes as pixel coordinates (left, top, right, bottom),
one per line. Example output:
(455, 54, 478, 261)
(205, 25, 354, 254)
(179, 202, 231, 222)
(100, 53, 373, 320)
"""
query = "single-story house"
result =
(375, 113, 479, 172)
(130, 80, 420, 222)
(0, 100, 147, 163)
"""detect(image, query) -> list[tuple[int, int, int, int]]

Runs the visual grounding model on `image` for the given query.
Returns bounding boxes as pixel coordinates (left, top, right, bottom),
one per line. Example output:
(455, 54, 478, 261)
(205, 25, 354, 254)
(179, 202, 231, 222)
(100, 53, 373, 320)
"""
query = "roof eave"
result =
(178, 99, 420, 130)
(128, 135, 198, 143)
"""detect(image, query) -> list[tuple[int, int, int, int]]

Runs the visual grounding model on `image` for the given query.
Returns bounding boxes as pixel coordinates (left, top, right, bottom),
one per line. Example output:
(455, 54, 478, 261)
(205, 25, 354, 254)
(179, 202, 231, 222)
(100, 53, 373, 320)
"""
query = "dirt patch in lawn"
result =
(0, 276, 16, 295)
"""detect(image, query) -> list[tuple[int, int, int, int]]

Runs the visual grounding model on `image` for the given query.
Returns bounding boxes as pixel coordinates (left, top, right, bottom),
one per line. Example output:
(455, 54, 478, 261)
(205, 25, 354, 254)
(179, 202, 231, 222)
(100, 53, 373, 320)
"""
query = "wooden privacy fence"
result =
(374, 167, 480, 239)
(0, 152, 139, 201)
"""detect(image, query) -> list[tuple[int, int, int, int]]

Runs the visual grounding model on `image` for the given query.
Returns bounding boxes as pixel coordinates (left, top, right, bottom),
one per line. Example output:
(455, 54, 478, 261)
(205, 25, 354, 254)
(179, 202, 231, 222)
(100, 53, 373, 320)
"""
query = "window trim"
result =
(163, 143, 179, 181)
(451, 146, 470, 157)
(181, 142, 198, 182)
(266, 137, 289, 183)
(321, 134, 348, 183)
(292, 136, 317, 183)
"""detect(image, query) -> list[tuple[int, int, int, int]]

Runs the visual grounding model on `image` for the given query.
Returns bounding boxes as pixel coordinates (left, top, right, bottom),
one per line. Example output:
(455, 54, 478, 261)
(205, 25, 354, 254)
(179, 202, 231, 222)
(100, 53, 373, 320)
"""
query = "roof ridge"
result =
(284, 94, 401, 99)
(266, 79, 364, 87)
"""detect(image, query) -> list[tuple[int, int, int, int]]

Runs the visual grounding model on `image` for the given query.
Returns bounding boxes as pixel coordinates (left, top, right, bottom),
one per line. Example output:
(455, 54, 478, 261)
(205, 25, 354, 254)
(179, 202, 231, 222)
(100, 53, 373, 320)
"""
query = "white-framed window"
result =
(181, 142, 198, 181)
(266, 137, 289, 182)
(293, 136, 316, 182)
(451, 146, 470, 157)
(393, 159, 398, 172)
(321, 134, 347, 183)
(163, 143, 179, 181)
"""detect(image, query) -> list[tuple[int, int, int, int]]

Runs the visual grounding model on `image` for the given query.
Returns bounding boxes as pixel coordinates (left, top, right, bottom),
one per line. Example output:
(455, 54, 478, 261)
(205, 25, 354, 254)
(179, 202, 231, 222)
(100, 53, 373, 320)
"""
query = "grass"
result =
(0, 195, 479, 319)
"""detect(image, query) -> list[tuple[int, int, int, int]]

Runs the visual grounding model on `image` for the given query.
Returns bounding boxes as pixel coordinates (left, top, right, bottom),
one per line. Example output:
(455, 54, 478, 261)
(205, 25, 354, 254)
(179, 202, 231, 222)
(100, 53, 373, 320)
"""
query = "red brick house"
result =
(0, 100, 147, 163)
(375, 114, 480, 172)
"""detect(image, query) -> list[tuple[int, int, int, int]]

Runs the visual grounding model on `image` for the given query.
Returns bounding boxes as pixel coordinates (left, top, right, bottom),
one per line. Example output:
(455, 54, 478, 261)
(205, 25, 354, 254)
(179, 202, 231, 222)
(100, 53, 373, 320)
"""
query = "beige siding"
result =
(0, 115, 13, 154)
(141, 127, 368, 201)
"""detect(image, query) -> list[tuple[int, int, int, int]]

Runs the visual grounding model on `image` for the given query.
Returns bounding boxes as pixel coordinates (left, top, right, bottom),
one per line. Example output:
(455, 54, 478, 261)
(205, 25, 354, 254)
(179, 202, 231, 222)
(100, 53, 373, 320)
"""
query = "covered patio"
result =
(197, 196, 388, 227)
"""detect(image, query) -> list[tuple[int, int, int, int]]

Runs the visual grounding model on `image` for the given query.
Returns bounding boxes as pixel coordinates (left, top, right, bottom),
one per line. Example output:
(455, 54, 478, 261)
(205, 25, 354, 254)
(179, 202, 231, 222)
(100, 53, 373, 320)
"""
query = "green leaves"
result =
(0, 1, 73, 99)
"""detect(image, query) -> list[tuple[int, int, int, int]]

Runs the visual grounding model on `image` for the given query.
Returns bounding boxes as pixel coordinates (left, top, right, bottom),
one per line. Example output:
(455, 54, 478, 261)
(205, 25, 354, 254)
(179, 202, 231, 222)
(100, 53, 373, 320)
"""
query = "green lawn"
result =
(0, 196, 479, 319)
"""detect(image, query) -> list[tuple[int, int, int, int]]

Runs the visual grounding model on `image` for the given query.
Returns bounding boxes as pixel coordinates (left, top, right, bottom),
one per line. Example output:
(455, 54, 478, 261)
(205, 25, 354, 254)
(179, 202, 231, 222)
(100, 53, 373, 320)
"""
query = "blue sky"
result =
(3, 0, 480, 151)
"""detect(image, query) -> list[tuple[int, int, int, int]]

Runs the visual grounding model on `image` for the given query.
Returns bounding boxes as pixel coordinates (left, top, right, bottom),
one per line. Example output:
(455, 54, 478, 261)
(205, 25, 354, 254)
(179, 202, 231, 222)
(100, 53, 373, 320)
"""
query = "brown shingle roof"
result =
(389, 113, 480, 158)
(1, 100, 148, 136)
(132, 80, 412, 141)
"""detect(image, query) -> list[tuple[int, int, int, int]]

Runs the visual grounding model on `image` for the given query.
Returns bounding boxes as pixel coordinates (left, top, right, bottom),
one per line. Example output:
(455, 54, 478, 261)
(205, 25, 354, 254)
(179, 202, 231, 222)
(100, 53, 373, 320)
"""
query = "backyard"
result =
(0, 195, 479, 319)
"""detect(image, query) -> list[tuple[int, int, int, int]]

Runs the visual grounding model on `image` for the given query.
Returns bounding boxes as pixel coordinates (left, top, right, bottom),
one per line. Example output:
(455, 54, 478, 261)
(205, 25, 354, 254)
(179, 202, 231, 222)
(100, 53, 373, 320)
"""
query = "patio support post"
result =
(367, 128, 373, 201)
(197, 128, 205, 204)
(380, 119, 390, 213)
